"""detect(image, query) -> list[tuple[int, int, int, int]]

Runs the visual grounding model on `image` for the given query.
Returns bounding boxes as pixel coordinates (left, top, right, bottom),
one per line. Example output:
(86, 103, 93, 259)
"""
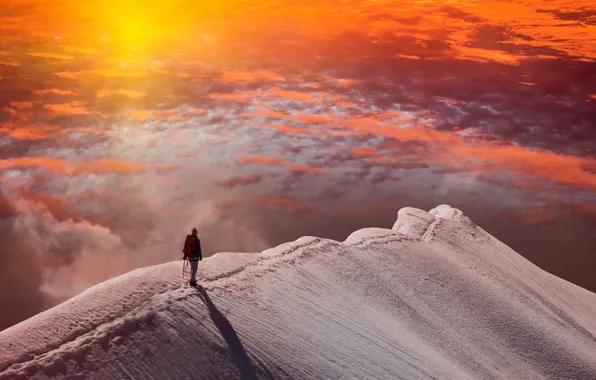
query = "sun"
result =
(80, 0, 197, 48)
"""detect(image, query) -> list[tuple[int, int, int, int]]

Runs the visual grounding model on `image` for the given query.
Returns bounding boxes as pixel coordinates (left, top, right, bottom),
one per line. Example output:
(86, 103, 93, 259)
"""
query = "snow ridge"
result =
(0, 205, 448, 373)
(1, 205, 595, 380)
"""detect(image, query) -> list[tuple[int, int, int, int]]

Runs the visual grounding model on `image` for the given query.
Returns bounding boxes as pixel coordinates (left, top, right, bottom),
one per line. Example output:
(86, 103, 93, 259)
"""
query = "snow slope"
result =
(1, 205, 596, 379)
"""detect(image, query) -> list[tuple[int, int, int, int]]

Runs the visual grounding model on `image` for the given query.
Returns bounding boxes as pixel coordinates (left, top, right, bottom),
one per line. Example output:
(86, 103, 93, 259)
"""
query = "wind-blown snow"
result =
(1, 205, 595, 379)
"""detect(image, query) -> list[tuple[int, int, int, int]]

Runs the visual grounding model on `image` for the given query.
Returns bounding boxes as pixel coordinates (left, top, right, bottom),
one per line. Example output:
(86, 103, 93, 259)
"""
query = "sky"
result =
(1, 0, 595, 331)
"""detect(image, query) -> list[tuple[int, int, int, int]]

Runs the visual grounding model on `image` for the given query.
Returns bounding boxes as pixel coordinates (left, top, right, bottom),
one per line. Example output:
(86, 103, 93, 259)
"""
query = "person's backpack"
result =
(183, 234, 197, 257)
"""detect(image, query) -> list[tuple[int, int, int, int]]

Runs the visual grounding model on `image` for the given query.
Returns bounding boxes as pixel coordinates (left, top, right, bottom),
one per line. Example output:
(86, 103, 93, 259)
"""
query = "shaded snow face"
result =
(1, 0, 596, 331)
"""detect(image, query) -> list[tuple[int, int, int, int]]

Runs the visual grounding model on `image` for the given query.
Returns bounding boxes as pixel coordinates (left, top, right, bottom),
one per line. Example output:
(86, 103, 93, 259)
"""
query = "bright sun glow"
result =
(81, 0, 198, 47)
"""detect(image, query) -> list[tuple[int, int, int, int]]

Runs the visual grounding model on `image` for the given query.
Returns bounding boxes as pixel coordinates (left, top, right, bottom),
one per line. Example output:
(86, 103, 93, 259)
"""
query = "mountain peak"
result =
(1, 205, 595, 380)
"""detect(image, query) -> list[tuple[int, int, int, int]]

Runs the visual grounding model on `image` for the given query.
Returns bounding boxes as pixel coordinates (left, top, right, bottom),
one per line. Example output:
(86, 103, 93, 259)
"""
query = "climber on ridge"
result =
(182, 227, 202, 286)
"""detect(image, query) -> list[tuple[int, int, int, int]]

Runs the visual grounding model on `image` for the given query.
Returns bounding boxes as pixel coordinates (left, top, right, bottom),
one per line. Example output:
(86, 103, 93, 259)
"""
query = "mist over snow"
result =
(1, 205, 595, 380)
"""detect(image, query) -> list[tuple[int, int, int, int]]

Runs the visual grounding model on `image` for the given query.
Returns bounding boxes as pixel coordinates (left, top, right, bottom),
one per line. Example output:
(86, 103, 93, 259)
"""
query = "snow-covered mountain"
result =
(1, 205, 595, 380)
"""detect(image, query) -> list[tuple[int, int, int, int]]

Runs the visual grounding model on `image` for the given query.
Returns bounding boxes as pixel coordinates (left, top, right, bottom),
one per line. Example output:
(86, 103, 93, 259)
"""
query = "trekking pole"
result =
(182, 258, 188, 278)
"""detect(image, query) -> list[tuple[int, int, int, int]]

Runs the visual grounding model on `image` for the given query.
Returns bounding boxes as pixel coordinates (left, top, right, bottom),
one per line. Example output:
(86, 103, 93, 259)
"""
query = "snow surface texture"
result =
(1, 204, 596, 379)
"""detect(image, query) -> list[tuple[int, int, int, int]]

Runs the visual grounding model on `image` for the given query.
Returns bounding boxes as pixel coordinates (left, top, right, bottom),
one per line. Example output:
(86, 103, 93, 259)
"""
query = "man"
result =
(183, 227, 202, 286)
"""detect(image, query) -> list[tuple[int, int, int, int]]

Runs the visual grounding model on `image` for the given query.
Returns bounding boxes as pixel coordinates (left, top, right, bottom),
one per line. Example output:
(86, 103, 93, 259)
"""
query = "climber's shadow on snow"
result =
(195, 285, 258, 380)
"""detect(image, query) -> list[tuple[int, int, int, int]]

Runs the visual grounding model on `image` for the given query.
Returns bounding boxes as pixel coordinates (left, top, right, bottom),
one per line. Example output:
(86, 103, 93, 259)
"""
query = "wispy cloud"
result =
(43, 102, 91, 116)
(235, 154, 291, 166)
(96, 89, 146, 99)
(216, 174, 263, 188)
(0, 157, 148, 176)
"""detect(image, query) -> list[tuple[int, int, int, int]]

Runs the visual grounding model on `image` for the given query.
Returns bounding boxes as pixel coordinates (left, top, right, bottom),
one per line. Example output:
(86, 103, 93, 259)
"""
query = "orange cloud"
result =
(34, 89, 77, 96)
(0, 157, 69, 173)
(395, 54, 422, 60)
(216, 174, 262, 188)
(453, 46, 525, 65)
(154, 107, 204, 122)
(166, 115, 190, 122)
(336, 79, 357, 86)
(434, 97, 466, 106)
(129, 109, 153, 121)
(211, 92, 258, 101)
(290, 165, 327, 174)
(63, 46, 102, 55)
(155, 165, 182, 173)
(295, 115, 329, 124)
(72, 160, 148, 175)
(43, 102, 90, 116)
(352, 148, 375, 158)
(470, 2, 596, 61)
(327, 113, 596, 191)
(338, 116, 455, 143)
(54, 71, 88, 80)
(54, 68, 158, 80)
(220, 69, 282, 83)
(70, 126, 103, 135)
(28, 52, 74, 60)
(97, 89, 146, 99)
(153, 110, 171, 117)
(0, 61, 20, 67)
(95, 68, 159, 78)
(21, 192, 78, 222)
(268, 88, 317, 102)
(9, 101, 34, 110)
(243, 111, 290, 119)
(243, 112, 329, 125)
(448, 144, 596, 191)
(185, 107, 205, 115)
(235, 154, 290, 166)
(0, 123, 60, 140)
(0, 157, 148, 176)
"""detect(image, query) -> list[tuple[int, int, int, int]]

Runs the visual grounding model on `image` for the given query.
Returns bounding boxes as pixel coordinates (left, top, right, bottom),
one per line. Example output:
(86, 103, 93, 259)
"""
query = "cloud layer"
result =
(1, 0, 595, 330)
